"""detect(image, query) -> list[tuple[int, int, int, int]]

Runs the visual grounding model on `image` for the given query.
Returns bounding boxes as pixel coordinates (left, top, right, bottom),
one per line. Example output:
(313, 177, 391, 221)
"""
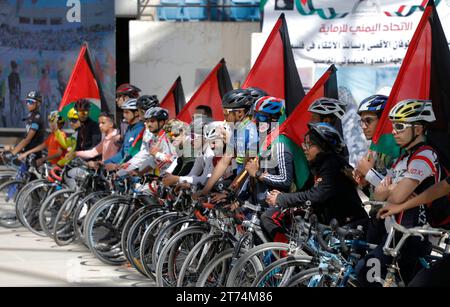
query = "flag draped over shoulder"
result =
(160, 76, 186, 118)
(243, 13, 305, 116)
(265, 65, 338, 190)
(372, 0, 450, 168)
(177, 59, 233, 123)
(58, 43, 108, 122)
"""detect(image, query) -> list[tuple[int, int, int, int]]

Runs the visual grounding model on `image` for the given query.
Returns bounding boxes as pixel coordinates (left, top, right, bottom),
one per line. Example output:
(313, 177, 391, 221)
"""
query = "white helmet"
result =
(204, 121, 231, 142)
(388, 99, 436, 123)
(308, 97, 347, 119)
(121, 98, 138, 110)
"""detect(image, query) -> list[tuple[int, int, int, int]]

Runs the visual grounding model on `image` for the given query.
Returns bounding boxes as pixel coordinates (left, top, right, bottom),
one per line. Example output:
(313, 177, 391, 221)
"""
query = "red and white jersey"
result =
(392, 148, 438, 185)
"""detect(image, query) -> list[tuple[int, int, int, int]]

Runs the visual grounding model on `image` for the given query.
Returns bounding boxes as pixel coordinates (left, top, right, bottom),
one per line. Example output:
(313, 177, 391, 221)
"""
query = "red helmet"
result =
(116, 83, 141, 98)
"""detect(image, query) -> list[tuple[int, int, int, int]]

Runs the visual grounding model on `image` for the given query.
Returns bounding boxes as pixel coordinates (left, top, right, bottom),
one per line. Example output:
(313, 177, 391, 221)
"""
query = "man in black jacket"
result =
(264, 123, 367, 242)
(74, 99, 102, 152)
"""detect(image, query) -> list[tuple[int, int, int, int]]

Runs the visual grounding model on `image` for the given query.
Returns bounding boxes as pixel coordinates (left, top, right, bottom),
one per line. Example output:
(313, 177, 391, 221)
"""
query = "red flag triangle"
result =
(160, 76, 186, 118)
(177, 59, 232, 123)
(243, 14, 304, 116)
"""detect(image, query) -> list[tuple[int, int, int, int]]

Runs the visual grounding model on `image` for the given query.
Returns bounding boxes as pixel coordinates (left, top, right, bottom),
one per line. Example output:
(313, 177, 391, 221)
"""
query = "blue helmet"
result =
(357, 95, 388, 114)
(253, 96, 285, 122)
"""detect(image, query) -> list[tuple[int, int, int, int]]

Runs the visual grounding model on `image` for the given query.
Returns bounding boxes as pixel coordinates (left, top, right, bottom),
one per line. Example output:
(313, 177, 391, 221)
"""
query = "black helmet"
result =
(74, 98, 91, 111)
(116, 83, 141, 98)
(222, 89, 254, 110)
(144, 107, 169, 121)
(137, 95, 159, 111)
(26, 91, 43, 103)
(246, 87, 267, 103)
(307, 122, 344, 154)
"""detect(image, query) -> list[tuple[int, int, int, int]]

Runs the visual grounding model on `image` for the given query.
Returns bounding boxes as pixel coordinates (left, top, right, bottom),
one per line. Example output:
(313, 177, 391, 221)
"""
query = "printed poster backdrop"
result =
(262, 0, 450, 165)
(0, 0, 115, 129)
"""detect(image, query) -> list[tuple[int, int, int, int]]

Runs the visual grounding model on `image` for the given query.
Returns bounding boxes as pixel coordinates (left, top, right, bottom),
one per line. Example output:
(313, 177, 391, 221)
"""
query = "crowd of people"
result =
(1, 82, 449, 287)
(0, 24, 114, 51)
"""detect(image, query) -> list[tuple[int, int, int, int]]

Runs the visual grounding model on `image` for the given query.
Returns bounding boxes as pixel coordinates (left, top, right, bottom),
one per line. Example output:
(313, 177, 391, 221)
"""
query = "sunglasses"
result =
(26, 99, 37, 105)
(393, 122, 414, 132)
(70, 118, 79, 124)
(358, 116, 378, 127)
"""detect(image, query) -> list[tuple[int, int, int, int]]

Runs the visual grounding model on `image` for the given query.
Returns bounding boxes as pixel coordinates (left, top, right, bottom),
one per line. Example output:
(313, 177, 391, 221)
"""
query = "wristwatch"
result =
(255, 170, 263, 179)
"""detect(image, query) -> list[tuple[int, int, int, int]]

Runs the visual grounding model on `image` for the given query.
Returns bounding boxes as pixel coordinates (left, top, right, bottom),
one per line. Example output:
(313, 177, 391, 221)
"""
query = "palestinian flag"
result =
(177, 59, 233, 123)
(58, 42, 109, 122)
(265, 65, 338, 190)
(372, 0, 450, 168)
(160, 76, 186, 118)
(243, 13, 305, 116)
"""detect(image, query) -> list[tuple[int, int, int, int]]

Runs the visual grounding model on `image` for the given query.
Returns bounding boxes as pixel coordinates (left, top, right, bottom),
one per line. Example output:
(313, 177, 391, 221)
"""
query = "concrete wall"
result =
(129, 21, 260, 100)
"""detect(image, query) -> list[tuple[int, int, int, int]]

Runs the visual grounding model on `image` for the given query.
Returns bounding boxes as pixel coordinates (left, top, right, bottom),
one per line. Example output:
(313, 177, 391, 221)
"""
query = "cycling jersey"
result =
(390, 142, 440, 228)
(54, 129, 76, 166)
(233, 117, 258, 173)
(252, 141, 294, 205)
(178, 145, 215, 186)
(117, 129, 177, 176)
(24, 111, 45, 153)
(45, 130, 68, 165)
(105, 121, 144, 165)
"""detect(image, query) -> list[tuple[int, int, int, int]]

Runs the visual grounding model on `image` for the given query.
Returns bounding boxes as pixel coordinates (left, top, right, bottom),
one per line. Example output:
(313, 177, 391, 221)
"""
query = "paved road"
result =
(0, 227, 156, 287)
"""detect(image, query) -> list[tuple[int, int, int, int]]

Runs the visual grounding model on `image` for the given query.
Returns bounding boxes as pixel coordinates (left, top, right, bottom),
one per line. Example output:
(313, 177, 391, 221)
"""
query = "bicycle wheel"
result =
(84, 196, 132, 265)
(39, 188, 74, 237)
(155, 225, 210, 287)
(125, 208, 166, 276)
(53, 191, 84, 246)
(14, 179, 47, 225)
(139, 211, 181, 279)
(286, 267, 327, 287)
(0, 179, 25, 228)
(121, 206, 151, 264)
(195, 249, 236, 287)
(251, 255, 315, 287)
(177, 234, 235, 287)
(18, 182, 59, 236)
(226, 242, 304, 287)
(73, 191, 110, 244)
(151, 216, 196, 272)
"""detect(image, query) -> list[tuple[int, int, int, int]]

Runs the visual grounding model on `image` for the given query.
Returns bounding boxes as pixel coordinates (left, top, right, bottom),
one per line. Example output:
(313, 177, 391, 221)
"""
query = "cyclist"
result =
(353, 95, 394, 193)
(162, 116, 214, 189)
(244, 96, 294, 206)
(6, 91, 45, 158)
(264, 122, 367, 242)
(193, 88, 265, 198)
(18, 111, 67, 167)
(75, 112, 120, 167)
(119, 94, 159, 167)
(117, 107, 176, 176)
(115, 83, 141, 140)
(55, 108, 79, 167)
(356, 99, 441, 286)
(104, 98, 145, 171)
(352, 94, 394, 244)
(74, 99, 102, 152)
(160, 119, 195, 181)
